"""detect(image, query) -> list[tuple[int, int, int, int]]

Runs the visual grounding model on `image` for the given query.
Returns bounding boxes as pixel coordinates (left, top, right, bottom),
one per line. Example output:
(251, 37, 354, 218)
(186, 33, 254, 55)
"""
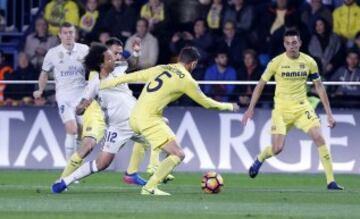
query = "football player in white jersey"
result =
(33, 22, 89, 161)
(51, 43, 151, 193)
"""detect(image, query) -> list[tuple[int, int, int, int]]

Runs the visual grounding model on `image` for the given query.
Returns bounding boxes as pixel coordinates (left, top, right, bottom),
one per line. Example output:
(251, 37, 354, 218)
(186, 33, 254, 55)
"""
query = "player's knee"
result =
(272, 146, 283, 155)
(313, 133, 325, 146)
(82, 139, 95, 153)
(175, 150, 185, 161)
(66, 127, 78, 135)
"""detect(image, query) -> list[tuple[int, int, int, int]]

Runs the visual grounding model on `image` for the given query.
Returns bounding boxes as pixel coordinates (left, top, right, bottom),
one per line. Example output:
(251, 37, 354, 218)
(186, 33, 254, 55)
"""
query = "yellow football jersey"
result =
(85, 71, 103, 116)
(82, 71, 105, 142)
(100, 63, 233, 117)
(261, 52, 320, 110)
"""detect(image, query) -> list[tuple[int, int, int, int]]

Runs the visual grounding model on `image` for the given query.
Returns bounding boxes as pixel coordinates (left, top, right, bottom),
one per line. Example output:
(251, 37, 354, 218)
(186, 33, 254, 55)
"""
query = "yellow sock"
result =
(127, 142, 145, 174)
(145, 155, 181, 190)
(318, 144, 335, 184)
(60, 152, 83, 178)
(148, 148, 160, 170)
(257, 146, 273, 162)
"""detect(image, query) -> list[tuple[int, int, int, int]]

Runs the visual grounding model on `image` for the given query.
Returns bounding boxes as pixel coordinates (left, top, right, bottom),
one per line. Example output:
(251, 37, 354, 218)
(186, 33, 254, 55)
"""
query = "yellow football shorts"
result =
(130, 115, 176, 150)
(82, 102, 106, 143)
(271, 103, 320, 135)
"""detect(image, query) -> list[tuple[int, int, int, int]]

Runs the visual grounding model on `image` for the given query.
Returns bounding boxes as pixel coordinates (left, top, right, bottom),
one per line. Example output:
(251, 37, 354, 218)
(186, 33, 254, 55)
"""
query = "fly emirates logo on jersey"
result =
(60, 66, 84, 77)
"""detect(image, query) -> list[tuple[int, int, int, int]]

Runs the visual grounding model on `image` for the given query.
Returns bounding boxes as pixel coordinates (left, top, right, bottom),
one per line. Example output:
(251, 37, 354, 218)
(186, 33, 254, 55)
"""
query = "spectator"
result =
(308, 18, 343, 78)
(352, 31, 360, 55)
(140, 0, 166, 32)
(332, 0, 360, 41)
(44, 0, 80, 35)
(24, 18, 58, 71)
(97, 29, 111, 44)
(101, 0, 137, 42)
(78, 0, 100, 43)
(0, 51, 13, 102)
(223, 0, 254, 34)
(237, 49, 263, 105)
(0, 9, 6, 32)
(217, 20, 248, 68)
(257, 0, 303, 57)
(4, 52, 38, 101)
(170, 19, 213, 65)
(125, 18, 159, 69)
(170, 0, 204, 26)
(205, 0, 225, 34)
(203, 50, 237, 102)
(331, 50, 360, 96)
(301, 0, 332, 32)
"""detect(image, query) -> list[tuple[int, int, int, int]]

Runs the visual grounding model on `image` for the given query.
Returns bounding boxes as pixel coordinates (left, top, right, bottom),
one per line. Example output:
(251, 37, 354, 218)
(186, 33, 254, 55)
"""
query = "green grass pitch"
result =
(0, 170, 359, 219)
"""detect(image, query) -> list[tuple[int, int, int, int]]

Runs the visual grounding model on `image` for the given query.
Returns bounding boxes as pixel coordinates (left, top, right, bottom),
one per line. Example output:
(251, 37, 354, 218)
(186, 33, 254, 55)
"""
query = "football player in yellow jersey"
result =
(242, 29, 343, 190)
(100, 47, 240, 195)
(60, 37, 174, 185)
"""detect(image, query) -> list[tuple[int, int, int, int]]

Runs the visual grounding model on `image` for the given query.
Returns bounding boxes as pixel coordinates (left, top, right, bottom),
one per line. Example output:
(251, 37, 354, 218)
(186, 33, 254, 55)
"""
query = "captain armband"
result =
(309, 72, 320, 81)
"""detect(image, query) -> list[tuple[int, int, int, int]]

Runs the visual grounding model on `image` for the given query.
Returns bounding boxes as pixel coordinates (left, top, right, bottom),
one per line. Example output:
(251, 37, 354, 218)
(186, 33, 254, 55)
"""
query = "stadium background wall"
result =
(0, 107, 359, 173)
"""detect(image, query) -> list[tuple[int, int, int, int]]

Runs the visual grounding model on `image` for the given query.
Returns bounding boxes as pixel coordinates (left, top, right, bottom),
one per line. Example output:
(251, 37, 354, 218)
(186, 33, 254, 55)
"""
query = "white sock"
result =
(65, 134, 78, 161)
(63, 160, 98, 186)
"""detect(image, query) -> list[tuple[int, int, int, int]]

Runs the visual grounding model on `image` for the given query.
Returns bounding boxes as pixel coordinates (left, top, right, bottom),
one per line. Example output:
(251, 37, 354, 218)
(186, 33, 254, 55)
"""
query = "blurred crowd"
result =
(0, 0, 360, 107)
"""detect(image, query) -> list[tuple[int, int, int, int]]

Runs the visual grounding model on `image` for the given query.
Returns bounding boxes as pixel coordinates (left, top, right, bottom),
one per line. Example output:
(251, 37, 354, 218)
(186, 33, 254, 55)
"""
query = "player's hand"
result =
(171, 33, 181, 42)
(33, 90, 43, 99)
(242, 108, 254, 125)
(76, 98, 92, 115)
(183, 31, 194, 41)
(327, 114, 336, 128)
(232, 103, 240, 112)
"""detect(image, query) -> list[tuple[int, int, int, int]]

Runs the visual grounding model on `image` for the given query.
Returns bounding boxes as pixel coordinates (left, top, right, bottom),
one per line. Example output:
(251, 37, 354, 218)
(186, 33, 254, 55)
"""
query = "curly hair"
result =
(84, 43, 108, 72)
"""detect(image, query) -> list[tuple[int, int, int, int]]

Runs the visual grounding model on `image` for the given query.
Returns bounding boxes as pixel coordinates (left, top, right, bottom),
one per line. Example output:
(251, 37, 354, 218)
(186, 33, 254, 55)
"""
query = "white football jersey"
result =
(83, 64, 136, 126)
(42, 43, 89, 102)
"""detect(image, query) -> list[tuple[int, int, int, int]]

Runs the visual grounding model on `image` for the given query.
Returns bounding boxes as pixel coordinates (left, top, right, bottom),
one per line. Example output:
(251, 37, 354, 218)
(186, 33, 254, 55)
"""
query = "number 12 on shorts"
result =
(106, 131, 117, 143)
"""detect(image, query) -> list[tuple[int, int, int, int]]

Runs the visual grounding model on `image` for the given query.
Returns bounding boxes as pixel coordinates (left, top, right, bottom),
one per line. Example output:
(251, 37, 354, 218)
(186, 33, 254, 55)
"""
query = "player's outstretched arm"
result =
(33, 70, 48, 99)
(76, 98, 92, 115)
(313, 80, 336, 128)
(100, 66, 160, 89)
(184, 80, 239, 112)
(242, 79, 266, 125)
(75, 78, 98, 115)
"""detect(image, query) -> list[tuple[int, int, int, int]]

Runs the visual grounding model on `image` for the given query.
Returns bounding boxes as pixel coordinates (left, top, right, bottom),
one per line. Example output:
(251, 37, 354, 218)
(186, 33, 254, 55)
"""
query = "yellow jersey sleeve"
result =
(100, 66, 161, 89)
(261, 59, 278, 82)
(88, 71, 98, 81)
(183, 78, 233, 111)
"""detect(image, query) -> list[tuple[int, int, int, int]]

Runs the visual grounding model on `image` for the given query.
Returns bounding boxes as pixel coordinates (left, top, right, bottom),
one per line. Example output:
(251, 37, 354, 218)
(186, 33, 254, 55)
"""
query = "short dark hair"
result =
(194, 18, 208, 29)
(243, 49, 257, 58)
(137, 18, 149, 28)
(60, 22, 74, 32)
(283, 28, 301, 39)
(179, 47, 200, 64)
(346, 48, 359, 57)
(84, 43, 108, 72)
(105, 37, 123, 47)
(215, 48, 228, 57)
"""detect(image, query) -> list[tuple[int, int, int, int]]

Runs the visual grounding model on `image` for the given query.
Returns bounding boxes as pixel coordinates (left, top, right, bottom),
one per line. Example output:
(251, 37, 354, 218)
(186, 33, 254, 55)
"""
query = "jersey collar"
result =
(60, 43, 78, 55)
